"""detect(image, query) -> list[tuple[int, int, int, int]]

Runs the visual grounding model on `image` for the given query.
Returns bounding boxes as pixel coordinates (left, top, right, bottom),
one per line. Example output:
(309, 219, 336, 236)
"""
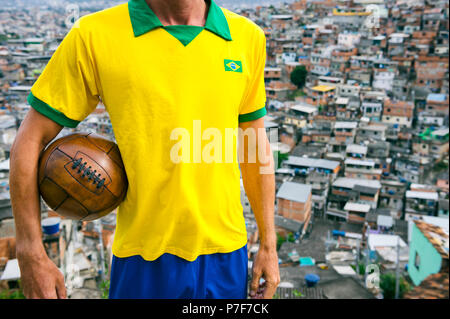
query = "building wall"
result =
(278, 196, 312, 223)
(427, 100, 449, 115)
(373, 71, 395, 91)
(381, 115, 412, 127)
(408, 223, 443, 286)
(359, 193, 379, 209)
(415, 56, 448, 89)
(337, 33, 361, 47)
(345, 171, 381, 180)
(284, 116, 307, 128)
(412, 141, 449, 158)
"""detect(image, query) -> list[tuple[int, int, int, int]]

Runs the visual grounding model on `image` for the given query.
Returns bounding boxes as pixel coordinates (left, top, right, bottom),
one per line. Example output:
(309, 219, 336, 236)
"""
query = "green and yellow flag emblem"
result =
(224, 59, 242, 73)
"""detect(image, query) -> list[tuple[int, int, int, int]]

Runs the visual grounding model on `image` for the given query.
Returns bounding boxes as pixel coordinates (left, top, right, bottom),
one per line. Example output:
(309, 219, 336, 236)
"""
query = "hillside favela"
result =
(0, 0, 448, 300)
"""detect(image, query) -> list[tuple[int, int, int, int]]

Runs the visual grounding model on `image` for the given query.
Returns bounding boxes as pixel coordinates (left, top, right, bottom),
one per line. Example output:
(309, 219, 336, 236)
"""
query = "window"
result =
(414, 252, 420, 270)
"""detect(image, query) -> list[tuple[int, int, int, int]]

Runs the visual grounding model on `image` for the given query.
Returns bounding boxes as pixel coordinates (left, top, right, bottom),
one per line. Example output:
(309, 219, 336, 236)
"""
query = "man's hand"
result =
(17, 246, 67, 299)
(249, 245, 280, 299)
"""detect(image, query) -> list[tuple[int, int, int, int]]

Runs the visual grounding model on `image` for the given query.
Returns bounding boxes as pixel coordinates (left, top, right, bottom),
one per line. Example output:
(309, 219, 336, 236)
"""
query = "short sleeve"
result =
(238, 27, 267, 123)
(28, 20, 100, 128)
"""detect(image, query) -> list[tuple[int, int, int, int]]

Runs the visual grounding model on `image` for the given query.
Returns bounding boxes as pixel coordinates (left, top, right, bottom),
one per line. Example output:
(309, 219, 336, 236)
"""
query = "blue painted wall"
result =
(408, 223, 443, 286)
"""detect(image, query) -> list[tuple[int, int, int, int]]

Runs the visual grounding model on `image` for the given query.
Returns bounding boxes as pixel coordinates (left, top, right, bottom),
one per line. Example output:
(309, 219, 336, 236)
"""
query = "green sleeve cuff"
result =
(238, 106, 267, 123)
(27, 92, 80, 128)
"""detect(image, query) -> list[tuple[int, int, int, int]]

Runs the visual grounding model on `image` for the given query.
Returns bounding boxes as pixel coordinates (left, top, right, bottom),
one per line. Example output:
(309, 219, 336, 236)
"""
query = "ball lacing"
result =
(71, 157, 106, 189)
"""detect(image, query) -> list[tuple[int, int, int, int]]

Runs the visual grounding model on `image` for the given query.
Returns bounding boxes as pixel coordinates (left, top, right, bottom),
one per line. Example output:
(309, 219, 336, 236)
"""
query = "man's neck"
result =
(146, 0, 209, 26)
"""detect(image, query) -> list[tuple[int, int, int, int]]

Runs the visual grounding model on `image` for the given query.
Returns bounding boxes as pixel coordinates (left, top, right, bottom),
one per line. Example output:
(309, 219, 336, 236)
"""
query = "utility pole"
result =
(364, 224, 371, 283)
(95, 219, 106, 282)
(355, 237, 361, 272)
(395, 235, 400, 299)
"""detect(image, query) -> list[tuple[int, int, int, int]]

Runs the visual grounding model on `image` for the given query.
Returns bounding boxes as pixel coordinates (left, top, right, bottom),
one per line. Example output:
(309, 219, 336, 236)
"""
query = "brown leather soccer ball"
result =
(38, 132, 128, 221)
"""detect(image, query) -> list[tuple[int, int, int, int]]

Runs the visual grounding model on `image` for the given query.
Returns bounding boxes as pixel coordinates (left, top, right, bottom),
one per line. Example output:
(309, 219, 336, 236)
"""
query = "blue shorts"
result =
(109, 245, 248, 299)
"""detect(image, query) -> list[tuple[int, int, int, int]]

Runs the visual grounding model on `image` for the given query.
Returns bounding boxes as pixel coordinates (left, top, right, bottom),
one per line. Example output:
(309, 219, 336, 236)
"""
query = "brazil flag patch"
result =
(224, 59, 242, 73)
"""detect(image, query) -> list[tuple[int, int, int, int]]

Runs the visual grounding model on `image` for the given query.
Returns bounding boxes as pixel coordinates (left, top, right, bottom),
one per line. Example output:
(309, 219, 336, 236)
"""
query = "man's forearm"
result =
(10, 135, 47, 256)
(240, 132, 276, 249)
(9, 109, 66, 299)
(240, 123, 280, 298)
(242, 167, 276, 248)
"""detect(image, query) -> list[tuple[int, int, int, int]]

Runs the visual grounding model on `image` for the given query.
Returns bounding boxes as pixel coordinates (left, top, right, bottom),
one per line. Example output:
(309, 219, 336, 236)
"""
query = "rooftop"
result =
(275, 215, 304, 233)
(404, 272, 449, 299)
(368, 234, 407, 251)
(406, 191, 439, 200)
(427, 93, 447, 102)
(333, 178, 381, 190)
(290, 103, 318, 114)
(334, 121, 358, 129)
(345, 158, 376, 167)
(311, 85, 336, 92)
(414, 220, 449, 259)
(284, 156, 340, 171)
(344, 202, 371, 213)
(276, 181, 312, 203)
(346, 144, 368, 154)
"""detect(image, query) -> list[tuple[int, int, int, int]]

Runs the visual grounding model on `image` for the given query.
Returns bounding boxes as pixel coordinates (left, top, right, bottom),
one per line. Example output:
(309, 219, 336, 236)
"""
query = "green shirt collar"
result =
(128, 0, 232, 41)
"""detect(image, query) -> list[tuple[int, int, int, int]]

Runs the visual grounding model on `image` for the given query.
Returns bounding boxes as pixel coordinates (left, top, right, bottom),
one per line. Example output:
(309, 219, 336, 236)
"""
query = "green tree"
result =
(99, 279, 110, 299)
(290, 65, 308, 89)
(0, 289, 25, 299)
(380, 273, 411, 299)
(274, 151, 288, 169)
(433, 160, 448, 172)
(276, 232, 285, 251)
(287, 232, 295, 242)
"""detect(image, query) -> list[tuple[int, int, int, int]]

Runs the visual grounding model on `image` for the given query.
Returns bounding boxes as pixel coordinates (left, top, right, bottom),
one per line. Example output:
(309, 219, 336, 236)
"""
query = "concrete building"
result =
(381, 100, 414, 128)
(276, 181, 313, 237)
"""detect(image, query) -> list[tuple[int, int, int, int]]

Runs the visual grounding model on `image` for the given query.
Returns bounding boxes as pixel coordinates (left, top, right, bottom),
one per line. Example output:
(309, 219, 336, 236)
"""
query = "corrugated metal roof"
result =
(285, 156, 340, 171)
(274, 215, 304, 232)
(333, 178, 381, 189)
(334, 121, 358, 129)
(276, 181, 312, 203)
(368, 234, 407, 250)
(290, 103, 318, 114)
(346, 144, 368, 154)
(344, 202, 371, 213)
(406, 191, 438, 200)
(345, 158, 375, 167)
